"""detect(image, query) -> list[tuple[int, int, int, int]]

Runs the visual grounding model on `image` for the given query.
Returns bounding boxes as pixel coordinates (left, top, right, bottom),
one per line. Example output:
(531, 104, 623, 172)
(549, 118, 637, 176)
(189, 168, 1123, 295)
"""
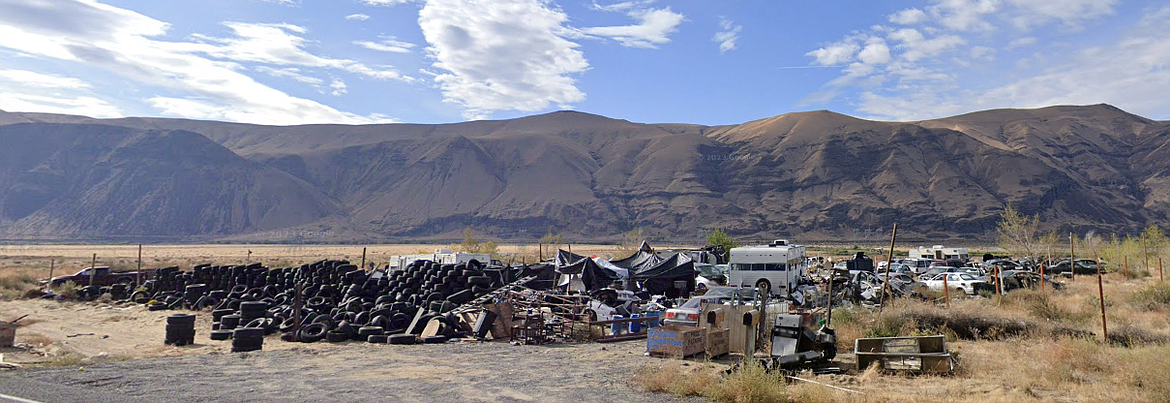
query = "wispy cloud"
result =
(353, 36, 415, 53)
(712, 17, 742, 53)
(329, 79, 347, 96)
(580, 1, 685, 48)
(802, 0, 1128, 120)
(0, 0, 396, 124)
(345, 14, 370, 21)
(360, 0, 414, 6)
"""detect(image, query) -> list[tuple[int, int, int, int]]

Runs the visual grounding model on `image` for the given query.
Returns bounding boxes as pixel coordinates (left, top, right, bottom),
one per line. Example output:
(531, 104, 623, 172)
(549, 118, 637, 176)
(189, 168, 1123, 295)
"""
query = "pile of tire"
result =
(164, 314, 196, 346)
(128, 259, 513, 348)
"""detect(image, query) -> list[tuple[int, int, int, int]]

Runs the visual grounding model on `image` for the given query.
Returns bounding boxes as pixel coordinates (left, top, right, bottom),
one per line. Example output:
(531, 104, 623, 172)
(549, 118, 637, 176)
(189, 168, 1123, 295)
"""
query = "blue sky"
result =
(0, 0, 1166, 126)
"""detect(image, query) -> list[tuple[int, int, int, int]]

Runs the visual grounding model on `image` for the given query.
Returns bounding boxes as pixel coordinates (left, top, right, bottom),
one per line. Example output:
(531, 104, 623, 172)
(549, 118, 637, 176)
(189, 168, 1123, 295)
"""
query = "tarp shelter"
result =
(632, 253, 696, 297)
(556, 250, 587, 267)
(556, 256, 624, 292)
(610, 241, 662, 272)
(519, 263, 559, 290)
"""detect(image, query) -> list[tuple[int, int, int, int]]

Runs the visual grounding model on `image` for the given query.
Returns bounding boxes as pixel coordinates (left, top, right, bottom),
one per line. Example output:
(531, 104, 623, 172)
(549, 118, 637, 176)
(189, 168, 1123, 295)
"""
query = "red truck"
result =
(41, 266, 153, 287)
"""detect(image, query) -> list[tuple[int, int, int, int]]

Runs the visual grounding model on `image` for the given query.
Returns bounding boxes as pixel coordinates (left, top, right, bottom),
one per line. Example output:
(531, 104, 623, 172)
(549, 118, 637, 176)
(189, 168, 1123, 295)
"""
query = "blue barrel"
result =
(646, 311, 661, 328)
(610, 315, 624, 334)
(629, 313, 642, 333)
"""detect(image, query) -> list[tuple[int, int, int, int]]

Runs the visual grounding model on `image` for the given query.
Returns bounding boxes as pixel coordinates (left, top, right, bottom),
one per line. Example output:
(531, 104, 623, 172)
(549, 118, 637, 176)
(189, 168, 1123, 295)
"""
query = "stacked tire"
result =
(232, 327, 264, 352)
(164, 314, 196, 346)
(129, 258, 519, 347)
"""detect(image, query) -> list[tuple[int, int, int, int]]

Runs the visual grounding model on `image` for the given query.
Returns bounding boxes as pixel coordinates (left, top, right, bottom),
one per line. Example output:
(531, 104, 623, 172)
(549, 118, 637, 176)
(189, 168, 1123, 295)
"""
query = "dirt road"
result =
(3, 338, 706, 403)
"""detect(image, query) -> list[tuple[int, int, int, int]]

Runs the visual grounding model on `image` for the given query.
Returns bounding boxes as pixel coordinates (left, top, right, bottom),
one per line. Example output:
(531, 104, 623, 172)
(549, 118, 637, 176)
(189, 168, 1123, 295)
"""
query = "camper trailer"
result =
(909, 245, 970, 262)
(727, 239, 808, 298)
(388, 249, 491, 271)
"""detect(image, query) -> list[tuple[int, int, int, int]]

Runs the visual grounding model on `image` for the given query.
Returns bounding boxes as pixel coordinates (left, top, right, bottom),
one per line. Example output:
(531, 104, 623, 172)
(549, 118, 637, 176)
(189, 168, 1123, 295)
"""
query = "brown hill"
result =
(0, 105, 1166, 242)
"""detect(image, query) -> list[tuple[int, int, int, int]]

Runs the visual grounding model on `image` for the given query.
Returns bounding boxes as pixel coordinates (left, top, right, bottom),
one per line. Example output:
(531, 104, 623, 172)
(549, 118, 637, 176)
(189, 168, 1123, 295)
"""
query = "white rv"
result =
(727, 239, 808, 297)
(388, 249, 491, 271)
(909, 245, 970, 262)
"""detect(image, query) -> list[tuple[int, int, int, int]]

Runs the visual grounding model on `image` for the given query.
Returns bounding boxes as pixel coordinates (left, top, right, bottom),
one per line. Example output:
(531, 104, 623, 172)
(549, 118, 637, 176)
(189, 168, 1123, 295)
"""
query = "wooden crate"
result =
(647, 325, 705, 359)
(705, 328, 729, 358)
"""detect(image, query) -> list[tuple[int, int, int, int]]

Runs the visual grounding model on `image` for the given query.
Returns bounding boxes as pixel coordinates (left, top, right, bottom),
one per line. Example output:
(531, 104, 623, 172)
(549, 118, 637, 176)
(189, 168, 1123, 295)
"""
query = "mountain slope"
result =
(0, 105, 1167, 242)
(0, 123, 339, 240)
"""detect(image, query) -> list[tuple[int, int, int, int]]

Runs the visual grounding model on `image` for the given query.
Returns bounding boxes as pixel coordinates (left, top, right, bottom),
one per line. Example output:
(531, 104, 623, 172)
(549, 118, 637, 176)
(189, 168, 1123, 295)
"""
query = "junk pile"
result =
(125, 259, 535, 348)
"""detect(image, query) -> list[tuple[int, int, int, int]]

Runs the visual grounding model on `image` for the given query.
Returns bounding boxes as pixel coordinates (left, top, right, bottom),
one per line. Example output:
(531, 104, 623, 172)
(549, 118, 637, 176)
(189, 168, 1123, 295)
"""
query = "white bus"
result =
(727, 239, 808, 298)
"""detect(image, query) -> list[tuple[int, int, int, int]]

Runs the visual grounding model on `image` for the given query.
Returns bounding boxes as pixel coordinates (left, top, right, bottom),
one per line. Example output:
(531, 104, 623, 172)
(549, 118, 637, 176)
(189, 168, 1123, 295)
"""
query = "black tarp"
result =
(610, 241, 662, 272)
(556, 249, 588, 267)
(519, 263, 559, 290)
(631, 253, 696, 297)
(557, 257, 621, 291)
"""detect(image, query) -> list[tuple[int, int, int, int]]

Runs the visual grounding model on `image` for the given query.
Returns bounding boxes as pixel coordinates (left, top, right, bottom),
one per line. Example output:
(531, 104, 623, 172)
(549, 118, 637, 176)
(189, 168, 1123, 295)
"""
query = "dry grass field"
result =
(2, 244, 1168, 402)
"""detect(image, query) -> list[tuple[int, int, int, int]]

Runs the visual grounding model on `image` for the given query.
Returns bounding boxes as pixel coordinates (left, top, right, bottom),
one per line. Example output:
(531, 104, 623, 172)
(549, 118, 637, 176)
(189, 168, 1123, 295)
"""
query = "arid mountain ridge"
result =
(0, 104, 1166, 243)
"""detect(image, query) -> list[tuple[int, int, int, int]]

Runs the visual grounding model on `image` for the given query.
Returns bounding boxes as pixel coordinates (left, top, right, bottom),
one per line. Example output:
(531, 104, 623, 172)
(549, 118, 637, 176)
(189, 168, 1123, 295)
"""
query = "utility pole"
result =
(879, 223, 898, 310)
(1070, 232, 1076, 279)
(89, 253, 97, 286)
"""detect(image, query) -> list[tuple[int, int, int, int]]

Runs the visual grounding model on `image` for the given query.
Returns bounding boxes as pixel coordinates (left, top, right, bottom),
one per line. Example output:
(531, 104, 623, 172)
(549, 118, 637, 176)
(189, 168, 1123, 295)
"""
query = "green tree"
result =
(458, 227, 497, 256)
(996, 204, 1042, 259)
(705, 229, 739, 252)
(1139, 225, 1166, 272)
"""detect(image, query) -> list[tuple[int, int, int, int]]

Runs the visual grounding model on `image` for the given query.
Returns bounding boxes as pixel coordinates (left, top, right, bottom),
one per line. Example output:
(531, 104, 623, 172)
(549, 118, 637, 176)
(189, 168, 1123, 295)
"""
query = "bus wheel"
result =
(755, 279, 771, 296)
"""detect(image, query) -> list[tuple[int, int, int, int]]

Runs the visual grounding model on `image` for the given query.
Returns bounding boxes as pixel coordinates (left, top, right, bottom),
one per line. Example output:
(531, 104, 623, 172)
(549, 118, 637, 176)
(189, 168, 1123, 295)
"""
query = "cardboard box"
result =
(647, 325, 705, 358)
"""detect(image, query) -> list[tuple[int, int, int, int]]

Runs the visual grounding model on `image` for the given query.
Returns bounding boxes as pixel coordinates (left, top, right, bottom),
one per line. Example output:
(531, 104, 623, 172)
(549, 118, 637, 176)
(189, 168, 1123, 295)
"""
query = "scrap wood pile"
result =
(125, 259, 534, 347)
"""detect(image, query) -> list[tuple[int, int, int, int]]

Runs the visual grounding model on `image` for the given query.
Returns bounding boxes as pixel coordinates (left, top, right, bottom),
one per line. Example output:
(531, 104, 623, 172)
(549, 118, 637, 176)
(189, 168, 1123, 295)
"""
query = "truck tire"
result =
(755, 279, 772, 297)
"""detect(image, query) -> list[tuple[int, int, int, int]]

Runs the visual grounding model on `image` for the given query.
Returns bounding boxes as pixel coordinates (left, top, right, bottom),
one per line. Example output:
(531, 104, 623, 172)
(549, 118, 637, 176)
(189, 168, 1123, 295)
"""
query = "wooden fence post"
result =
(1096, 257, 1108, 342)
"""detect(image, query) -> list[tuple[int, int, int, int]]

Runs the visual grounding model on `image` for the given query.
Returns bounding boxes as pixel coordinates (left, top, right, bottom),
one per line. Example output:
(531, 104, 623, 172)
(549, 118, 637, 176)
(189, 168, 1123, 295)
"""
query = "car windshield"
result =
(959, 274, 976, 281)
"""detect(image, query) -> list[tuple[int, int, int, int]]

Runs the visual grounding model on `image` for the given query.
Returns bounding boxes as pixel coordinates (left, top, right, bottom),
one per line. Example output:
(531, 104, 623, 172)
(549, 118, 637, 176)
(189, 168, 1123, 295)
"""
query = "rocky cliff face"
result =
(0, 104, 1165, 242)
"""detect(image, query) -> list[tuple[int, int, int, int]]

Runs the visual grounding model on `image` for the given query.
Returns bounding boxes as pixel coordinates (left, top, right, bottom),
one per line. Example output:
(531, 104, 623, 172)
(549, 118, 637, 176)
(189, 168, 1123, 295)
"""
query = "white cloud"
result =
(0, 69, 90, 88)
(188, 22, 412, 82)
(889, 8, 928, 25)
(0, 0, 396, 124)
(856, 6, 1170, 121)
(345, 14, 370, 21)
(254, 66, 323, 85)
(857, 37, 892, 65)
(329, 79, 347, 96)
(804, 0, 1126, 118)
(255, 0, 299, 5)
(925, 0, 1000, 32)
(354, 36, 416, 53)
(887, 28, 965, 62)
(1006, 36, 1036, 49)
(0, 69, 121, 117)
(1007, 0, 1117, 29)
(419, 0, 588, 119)
(580, 2, 685, 48)
(360, 0, 414, 5)
(712, 17, 742, 53)
(0, 92, 122, 118)
(806, 41, 860, 66)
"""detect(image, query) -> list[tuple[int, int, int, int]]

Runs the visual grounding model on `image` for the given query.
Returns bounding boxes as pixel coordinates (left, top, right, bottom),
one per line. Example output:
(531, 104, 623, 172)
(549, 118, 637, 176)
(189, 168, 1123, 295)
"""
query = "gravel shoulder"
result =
(5, 337, 712, 403)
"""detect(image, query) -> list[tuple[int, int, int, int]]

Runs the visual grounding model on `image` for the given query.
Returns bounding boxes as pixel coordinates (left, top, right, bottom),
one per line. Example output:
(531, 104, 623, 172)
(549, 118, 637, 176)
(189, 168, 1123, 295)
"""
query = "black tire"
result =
(130, 291, 151, 304)
(167, 314, 196, 325)
(357, 326, 384, 338)
(325, 331, 348, 343)
(755, 279, 772, 297)
(367, 334, 389, 343)
(298, 322, 328, 343)
(147, 302, 169, 311)
(209, 330, 232, 341)
(388, 333, 417, 345)
(422, 335, 448, 344)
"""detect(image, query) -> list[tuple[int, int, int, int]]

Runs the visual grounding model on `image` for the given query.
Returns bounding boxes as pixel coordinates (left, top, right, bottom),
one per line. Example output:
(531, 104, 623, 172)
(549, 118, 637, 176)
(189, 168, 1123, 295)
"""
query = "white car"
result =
(922, 273, 988, 295)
